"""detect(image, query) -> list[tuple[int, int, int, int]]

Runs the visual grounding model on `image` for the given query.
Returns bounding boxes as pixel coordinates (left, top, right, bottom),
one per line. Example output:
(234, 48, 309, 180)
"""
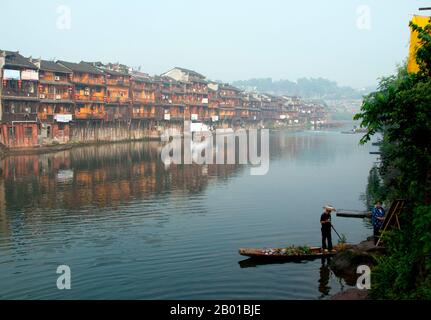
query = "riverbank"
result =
(0, 123, 317, 157)
(0, 136, 162, 158)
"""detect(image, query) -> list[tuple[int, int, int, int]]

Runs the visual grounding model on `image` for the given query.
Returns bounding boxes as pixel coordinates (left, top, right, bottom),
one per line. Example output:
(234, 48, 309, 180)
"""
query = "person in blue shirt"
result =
(372, 201, 385, 245)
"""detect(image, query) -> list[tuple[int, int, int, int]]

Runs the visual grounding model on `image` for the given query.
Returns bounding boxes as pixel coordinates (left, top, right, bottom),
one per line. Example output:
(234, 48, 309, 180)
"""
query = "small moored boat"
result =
(239, 246, 339, 261)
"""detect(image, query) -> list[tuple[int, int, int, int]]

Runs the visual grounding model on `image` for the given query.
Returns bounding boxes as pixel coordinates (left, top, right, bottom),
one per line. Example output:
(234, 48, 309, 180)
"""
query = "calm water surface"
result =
(0, 126, 378, 299)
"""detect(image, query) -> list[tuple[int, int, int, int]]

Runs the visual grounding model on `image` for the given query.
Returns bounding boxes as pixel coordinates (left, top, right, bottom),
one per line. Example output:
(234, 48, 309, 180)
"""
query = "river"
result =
(0, 125, 378, 299)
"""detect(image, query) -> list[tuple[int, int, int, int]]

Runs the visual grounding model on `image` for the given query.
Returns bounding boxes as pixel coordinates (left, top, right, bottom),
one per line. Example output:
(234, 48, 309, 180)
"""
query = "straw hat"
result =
(323, 205, 336, 211)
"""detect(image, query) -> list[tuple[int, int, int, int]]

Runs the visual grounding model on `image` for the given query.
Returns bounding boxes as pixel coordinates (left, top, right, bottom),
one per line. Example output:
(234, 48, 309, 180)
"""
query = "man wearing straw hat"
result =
(320, 205, 336, 252)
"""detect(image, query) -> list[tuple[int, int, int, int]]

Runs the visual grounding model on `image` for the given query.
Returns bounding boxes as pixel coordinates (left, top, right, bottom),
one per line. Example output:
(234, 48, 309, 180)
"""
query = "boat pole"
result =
(331, 224, 342, 240)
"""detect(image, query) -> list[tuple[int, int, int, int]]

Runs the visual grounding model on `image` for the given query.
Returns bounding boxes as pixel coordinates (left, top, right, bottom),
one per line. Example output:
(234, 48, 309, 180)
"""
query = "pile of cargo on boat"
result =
(239, 245, 339, 261)
(262, 245, 312, 256)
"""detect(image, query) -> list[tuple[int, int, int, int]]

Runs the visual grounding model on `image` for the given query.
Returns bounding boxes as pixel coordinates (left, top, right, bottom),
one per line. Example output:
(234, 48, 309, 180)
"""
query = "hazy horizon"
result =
(0, 0, 428, 89)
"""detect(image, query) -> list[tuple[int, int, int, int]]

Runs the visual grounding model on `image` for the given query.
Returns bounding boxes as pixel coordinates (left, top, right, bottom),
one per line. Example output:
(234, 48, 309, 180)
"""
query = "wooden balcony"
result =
(106, 78, 130, 86)
(38, 106, 74, 121)
(106, 96, 130, 104)
(185, 83, 208, 92)
(39, 93, 73, 102)
(39, 74, 69, 83)
(179, 97, 208, 106)
(133, 97, 156, 104)
(37, 113, 55, 122)
(2, 88, 39, 101)
(219, 102, 237, 109)
(220, 92, 240, 98)
(183, 110, 209, 120)
(132, 83, 157, 92)
(1, 113, 38, 122)
(73, 76, 105, 86)
(185, 88, 208, 95)
(75, 94, 105, 103)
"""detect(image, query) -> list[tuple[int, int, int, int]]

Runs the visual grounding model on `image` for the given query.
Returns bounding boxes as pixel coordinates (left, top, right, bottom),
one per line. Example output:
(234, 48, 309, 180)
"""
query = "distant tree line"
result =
(232, 77, 370, 99)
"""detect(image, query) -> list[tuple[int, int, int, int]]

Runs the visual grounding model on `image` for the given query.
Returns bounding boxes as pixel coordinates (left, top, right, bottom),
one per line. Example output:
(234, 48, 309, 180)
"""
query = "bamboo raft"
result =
(239, 246, 339, 261)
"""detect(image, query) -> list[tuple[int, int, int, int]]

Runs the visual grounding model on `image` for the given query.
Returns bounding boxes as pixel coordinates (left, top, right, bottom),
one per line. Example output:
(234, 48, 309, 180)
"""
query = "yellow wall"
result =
(408, 15, 431, 73)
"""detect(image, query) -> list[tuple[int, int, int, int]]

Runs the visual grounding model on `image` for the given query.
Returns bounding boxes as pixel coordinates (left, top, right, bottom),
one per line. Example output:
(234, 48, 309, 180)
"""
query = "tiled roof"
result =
(40, 60, 72, 73)
(57, 60, 105, 75)
(102, 68, 129, 77)
(220, 84, 242, 92)
(1, 50, 38, 69)
(173, 67, 205, 79)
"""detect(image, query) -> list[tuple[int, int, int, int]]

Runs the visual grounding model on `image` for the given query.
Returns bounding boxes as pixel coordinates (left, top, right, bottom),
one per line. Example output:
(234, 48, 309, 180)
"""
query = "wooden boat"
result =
(239, 246, 339, 261)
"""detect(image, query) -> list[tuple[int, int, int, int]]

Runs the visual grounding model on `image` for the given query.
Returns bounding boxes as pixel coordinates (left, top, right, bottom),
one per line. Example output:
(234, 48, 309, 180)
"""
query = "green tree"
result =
(365, 165, 386, 208)
(354, 20, 431, 299)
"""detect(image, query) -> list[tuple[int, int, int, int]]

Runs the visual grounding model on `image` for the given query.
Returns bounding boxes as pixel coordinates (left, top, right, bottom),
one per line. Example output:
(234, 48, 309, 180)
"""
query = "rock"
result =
(355, 239, 384, 251)
(331, 288, 369, 300)
(329, 240, 385, 285)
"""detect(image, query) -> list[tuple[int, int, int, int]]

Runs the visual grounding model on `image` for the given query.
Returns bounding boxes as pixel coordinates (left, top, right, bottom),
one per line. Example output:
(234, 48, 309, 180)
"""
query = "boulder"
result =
(329, 240, 385, 285)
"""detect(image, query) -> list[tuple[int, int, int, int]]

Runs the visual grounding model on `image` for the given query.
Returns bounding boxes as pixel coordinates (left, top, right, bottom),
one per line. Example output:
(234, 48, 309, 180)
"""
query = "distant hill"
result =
(232, 77, 372, 100)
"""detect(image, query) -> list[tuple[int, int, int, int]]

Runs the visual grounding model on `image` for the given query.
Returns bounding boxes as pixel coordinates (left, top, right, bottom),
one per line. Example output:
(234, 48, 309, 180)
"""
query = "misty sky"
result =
(0, 0, 428, 88)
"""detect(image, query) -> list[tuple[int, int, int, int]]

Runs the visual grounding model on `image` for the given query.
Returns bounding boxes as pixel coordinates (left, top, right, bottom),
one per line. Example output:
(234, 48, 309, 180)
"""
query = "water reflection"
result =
(0, 141, 241, 212)
(0, 131, 353, 213)
(238, 256, 338, 299)
(318, 257, 331, 298)
(269, 131, 339, 164)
